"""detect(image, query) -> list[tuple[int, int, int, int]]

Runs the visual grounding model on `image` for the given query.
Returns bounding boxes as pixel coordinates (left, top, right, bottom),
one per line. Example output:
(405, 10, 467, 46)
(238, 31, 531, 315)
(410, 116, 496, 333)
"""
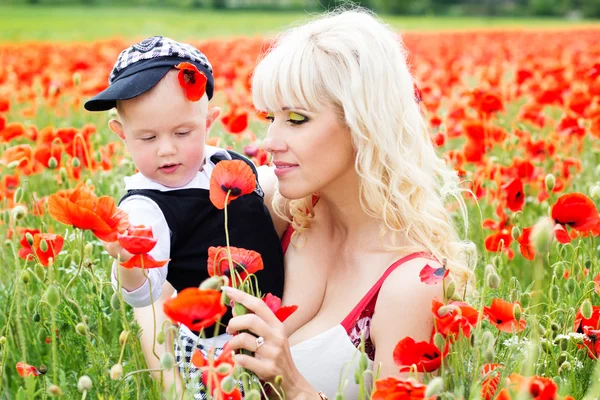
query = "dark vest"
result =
(119, 151, 285, 335)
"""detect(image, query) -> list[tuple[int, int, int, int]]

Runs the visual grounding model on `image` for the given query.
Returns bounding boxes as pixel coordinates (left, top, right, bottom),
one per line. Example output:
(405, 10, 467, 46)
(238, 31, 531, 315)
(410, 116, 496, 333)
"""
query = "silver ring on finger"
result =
(255, 336, 265, 351)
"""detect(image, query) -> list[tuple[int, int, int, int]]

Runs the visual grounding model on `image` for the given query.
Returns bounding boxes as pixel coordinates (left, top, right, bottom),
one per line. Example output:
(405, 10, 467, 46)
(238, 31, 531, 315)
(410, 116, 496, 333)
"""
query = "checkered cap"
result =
(84, 35, 214, 111)
(109, 36, 212, 84)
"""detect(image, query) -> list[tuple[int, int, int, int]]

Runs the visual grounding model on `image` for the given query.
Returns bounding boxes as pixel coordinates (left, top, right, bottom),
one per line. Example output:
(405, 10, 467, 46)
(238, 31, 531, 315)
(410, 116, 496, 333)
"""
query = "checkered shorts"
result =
(174, 329, 245, 399)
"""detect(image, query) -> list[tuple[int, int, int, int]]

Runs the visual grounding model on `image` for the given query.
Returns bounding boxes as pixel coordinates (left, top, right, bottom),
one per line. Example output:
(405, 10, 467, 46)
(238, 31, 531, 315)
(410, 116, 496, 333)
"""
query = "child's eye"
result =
(141, 136, 155, 142)
(288, 112, 308, 125)
(176, 131, 191, 136)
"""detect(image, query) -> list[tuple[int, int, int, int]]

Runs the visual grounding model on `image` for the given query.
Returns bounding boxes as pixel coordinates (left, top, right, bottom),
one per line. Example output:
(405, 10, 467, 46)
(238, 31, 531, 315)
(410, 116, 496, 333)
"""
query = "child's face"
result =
(110, 71, 219, 188)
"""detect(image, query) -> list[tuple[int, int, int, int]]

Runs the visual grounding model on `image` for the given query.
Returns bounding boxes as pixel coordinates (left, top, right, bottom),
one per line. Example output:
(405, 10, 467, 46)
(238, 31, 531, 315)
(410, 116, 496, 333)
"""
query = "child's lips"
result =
(159, 164, 180, 174)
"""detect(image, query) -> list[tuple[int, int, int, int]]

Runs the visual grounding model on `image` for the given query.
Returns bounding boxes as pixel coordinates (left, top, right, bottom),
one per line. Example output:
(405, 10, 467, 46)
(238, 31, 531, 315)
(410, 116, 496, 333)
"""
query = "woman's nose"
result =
(262, 126, 287, 154)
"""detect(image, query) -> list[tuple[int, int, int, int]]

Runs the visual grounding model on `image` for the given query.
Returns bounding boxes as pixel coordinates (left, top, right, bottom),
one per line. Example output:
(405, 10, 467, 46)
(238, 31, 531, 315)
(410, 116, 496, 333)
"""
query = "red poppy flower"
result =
(16, 362, 40, 377)
(120, 253, 168, 269)
(18, 228, 40, 260)
(117, 225, 157, 254)
(507, 373, 558, 400)
(163, 288, 226, 331)
(552, 193, 600, 232)
(263, 293, 298, 322)
(372, 377, 430, 400)
(192, 342, 241, 399)
(484, 231, 514, 259)
(573, 305, 600, 334)
(594, 273, 600, 296)
(221, 111, 249, 134)
(582, 326, 600, 359)
(481, 363, 503, 400)
(483, 298, 526, 333)
(33, 233, 64, 267)
(393, 336, 445, 373)
(432, 298, 479, 339)
(209, 160, 256, 210)
(207, 246, 264, 285)
(175, 62, 207, 102)
(517, 227, 535, 261)
(502, 178, 525, 212)
(48, 183, 130, 241)
(419, 262, 448, 285)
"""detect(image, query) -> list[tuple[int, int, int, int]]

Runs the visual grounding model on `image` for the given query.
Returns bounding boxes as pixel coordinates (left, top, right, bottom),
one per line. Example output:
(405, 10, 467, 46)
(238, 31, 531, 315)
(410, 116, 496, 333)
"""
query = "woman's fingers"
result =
(222, 286, 280, 326)
(227, 332, 261, 353)
(226, 313, 272, 339)
(233, 354, 277, 381)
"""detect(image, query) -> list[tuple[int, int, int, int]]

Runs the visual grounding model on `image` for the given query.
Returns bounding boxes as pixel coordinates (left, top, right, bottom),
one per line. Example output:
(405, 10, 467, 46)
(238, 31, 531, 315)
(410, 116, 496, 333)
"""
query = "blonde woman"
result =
(223, 9, 476, 398)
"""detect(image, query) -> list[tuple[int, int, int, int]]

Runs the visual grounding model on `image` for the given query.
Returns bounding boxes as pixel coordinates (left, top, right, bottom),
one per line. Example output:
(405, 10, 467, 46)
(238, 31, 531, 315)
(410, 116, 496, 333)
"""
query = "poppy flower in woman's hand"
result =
(175, 62, 207, 102)
(263, 293, 298, 322)
(393, 336, 445, 373)
(33, 233, 64, 267)
(163, 288, 227, 332)
(118, 225, 157, 254)
(48, 182, 129, 241)
(419, 262, 449, 285)
(16, 362, 40, 377)
(483, 298, 526, 333)
(207, 246, 264, 285)
(209, 160, 256, 210)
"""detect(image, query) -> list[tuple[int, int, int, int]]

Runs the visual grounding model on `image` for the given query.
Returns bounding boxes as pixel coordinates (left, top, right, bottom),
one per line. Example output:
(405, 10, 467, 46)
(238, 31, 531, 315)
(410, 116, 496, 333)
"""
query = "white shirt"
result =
(111, 145, 231, 307)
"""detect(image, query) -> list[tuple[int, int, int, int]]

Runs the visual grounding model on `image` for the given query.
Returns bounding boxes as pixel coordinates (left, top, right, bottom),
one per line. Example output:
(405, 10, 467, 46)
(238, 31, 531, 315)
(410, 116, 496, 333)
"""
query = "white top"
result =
(291, 325, 373, 397)
(110, 145, 231, 307)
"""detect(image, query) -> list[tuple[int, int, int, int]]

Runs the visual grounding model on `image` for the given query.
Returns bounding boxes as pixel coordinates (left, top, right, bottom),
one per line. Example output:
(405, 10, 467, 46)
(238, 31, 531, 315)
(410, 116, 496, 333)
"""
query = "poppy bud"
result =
(487, 273, 500, 289)
(72, 250, 81, 266)
(545, 174, 556, 192)
(21, 269, 31, 284)
(14, 187, 24, 204)
(581, 299, 593, 320)
(12, 205, 26, 220)
(513, 303, 522, 321)
(24, 232, 34, 246)
(591, 185, 600, 200)
(200, 276, 225, 290)
(111, 293, 121, 311)
(47, 384, 63, 397)
(483, 349, 494, 363)
(553, 262, 565, 279)
(33, 313, 41, 323)
(156, 330, 166, 345)
(245, 390, 261, 400)
(425, 377, 444, 397)
(433, 332, 445, 352)
(72, 157, 81, 168)
(220, 375, 236, 393)
(353, 366, 362, 384)
(110, 363, 123, 380)
(274, 375, 284, 386)
(48, 157, 58, 169)
(359, 352, 369, 372)
(39, 239, 48, 253)
(550, 322, 560, 332)
(557, 351, 568, 365)
(61, 254, 72, 269)
(160, 353, 175, 370)
(520, 292, 531, 308)
(538, 323, 546, 336)
(481, 330, 495, 351)
(558, 361, 571, 374)
(26, 297, 36, 314)
(77, 375, 92, 393)
(45, 284, 60, 307)
(511, 226, 521, 241)
(541, 340, 553, 354)
(35, 263, 46, 280)
(531, 217, 554, 254)
(76, 323, 88, 336)
(119, 330, 129, 346)
(565, 277, 576, 294)
(234, 302, 247, 317)
(59, 167, 68, 182)
(445, 280, 456, 300)
(85, 243, 93, 256)
(510, 289, 519, 303)
(0, 336, 6, 346)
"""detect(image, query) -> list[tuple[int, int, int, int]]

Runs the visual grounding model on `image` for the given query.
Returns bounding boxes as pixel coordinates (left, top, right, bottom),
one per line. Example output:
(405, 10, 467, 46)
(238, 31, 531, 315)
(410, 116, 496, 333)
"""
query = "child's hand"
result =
(101, 240, 133, 263)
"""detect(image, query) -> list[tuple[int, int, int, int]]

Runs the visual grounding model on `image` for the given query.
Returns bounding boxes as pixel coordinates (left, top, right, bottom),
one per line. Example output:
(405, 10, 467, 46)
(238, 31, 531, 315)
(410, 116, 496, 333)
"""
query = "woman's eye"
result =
(288, 112, 308, 125)
(265, 112, 274, 123)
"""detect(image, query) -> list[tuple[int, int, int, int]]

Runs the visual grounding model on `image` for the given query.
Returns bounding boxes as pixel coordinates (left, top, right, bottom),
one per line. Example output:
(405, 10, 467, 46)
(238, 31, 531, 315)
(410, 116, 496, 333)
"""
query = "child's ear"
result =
(108, 119, 126, 140)
(205, 106, 221, 134)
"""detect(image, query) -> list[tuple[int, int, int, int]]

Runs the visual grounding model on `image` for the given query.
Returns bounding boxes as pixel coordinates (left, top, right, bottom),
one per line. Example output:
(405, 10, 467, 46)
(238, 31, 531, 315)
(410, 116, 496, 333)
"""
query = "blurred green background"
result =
(0, 0, 599, 42)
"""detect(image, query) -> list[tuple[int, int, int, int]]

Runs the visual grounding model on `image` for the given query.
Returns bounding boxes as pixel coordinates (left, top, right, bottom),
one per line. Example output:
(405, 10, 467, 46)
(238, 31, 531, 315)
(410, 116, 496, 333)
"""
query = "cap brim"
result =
(84, 67, 170, 112)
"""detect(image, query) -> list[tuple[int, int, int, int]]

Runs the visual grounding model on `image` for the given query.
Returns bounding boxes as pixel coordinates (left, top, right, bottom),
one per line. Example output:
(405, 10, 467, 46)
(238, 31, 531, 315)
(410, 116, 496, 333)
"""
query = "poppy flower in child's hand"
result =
(163, 288, 227, 331)
(175, 62, 207, 102)
(118, 225, 157, 254)
(209, 160, 256, 210)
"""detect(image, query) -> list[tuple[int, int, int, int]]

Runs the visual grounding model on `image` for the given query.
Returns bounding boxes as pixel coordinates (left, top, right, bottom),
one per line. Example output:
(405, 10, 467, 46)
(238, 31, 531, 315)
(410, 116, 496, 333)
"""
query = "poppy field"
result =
(1, 22, 600, 399)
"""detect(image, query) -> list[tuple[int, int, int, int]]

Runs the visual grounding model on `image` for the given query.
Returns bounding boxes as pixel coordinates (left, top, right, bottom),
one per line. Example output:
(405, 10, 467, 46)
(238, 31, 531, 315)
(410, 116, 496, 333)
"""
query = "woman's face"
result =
(262, 104, 356, 199)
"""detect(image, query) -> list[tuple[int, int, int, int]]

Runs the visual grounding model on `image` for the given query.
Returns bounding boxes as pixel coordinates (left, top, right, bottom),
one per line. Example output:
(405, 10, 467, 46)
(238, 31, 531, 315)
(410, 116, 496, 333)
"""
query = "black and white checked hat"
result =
(84, 36, 214, 111)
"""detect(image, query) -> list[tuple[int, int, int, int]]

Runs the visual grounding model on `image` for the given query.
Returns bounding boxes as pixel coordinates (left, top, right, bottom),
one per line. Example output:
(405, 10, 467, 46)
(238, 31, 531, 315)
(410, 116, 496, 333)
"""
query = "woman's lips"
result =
(273, 162, 298, 177)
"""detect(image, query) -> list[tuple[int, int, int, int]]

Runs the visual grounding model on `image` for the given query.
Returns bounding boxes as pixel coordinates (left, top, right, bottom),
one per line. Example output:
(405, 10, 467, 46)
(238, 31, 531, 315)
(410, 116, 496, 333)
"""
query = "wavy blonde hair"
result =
(252, 8, 476, 291)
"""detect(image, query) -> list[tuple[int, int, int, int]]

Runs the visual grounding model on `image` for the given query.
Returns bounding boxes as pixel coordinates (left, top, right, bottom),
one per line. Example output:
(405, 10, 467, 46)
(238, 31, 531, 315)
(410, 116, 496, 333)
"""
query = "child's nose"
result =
(157, 138, 177, 156)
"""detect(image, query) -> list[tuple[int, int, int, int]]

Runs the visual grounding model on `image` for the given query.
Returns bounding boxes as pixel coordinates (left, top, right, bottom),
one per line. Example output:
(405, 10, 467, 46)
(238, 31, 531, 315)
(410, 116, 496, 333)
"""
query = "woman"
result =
(223, 8, 475, 398)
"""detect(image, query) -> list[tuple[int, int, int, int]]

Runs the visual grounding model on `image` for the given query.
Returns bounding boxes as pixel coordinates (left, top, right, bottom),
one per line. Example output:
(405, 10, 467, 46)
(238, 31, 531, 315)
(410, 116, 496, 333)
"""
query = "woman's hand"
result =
(223, 287, 316, 398)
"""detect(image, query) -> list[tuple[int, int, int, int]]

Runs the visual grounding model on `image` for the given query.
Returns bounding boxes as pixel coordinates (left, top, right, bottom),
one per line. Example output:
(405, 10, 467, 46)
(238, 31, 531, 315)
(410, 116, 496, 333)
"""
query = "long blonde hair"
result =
(252, 8, 476, 291)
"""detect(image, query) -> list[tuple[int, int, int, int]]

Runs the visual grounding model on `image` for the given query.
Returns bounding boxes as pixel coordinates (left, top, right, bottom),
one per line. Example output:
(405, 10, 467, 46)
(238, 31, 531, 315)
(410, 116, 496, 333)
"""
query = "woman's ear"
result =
(108, 119, 126, 141)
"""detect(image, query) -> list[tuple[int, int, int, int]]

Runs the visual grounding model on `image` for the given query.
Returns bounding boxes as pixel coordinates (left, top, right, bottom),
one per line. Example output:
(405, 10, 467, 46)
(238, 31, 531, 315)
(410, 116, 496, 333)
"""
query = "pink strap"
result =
(341, 251, 437, 331)
(281, 225, 294, 254)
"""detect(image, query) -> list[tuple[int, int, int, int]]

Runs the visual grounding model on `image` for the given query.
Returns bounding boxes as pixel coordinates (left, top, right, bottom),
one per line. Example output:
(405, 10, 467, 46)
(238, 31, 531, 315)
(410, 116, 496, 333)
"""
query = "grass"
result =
(0, 5, 598, 42)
